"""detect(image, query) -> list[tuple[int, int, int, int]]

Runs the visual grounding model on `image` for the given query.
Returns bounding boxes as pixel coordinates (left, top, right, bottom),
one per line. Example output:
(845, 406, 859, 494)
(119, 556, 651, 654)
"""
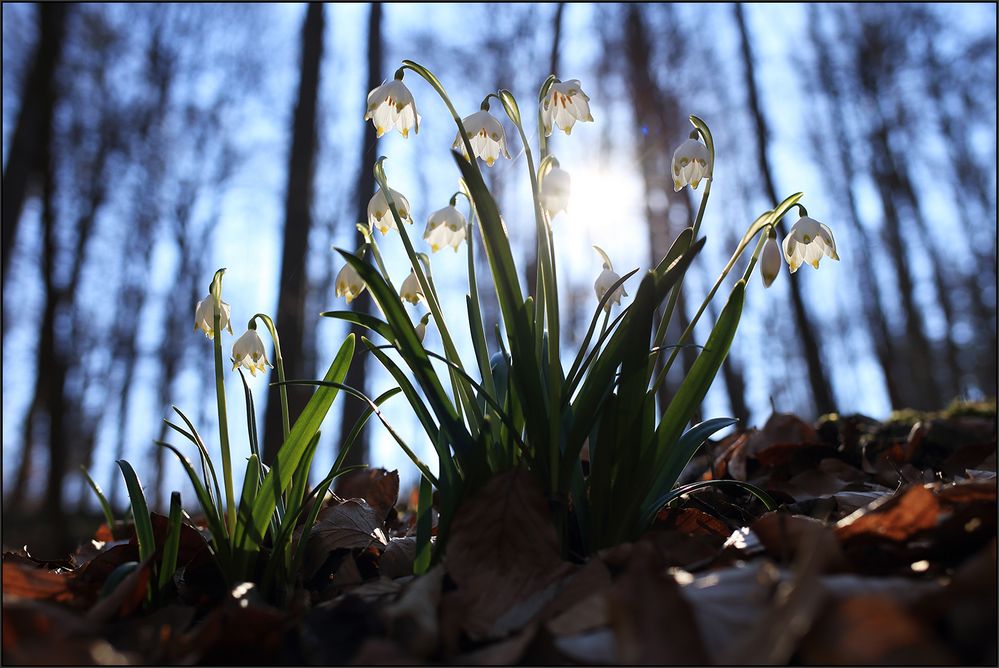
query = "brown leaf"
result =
(606, 541, 708, 664)
(653, 506, 732, 537)
(746, 412, 819, 457)
(85, 552, 155, 623)
(441, 467, 566, 642)
(335, 467, 400, 520)
(379, 536, 417, 579)
(799, 594, 957, 664)
(751, 512, 847, 569)
(304, 499, 388, 579)
(384, 565, 444, 659)
(2, 561, 74, 604)
(836, 484, 939, 542)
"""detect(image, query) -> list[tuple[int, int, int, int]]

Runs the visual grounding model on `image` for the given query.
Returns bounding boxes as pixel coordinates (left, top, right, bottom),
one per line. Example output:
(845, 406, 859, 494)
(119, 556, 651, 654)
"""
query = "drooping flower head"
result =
(452, 110, 511, 167)
(782, 214, 839, 273)
(231, 329, 272, 376)
(671, 137, 711, 191)
(364, 79, 420, 138)
(541, 79, 594, 137)
(424, 205, 467, 253)
(592, 246, 628, 313)
(760, 230, 782, 288)
(335, 263, 366, 303)
(414, 313, 432, 343)
(368, 187, 412, 235)
(194, 295, 233, 340)
(400, 269, 424, 305)
(540, 166, 571, 218)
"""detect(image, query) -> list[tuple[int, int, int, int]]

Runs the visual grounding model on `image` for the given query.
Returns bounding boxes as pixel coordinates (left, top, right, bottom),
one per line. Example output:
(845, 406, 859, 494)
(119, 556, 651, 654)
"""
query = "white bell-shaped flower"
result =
(194, 295, 233, 340)
(368, 187, 412, 235)
(335, 263, 366, 303)
(760, 234, 782, 288)
(231, 329, 272, 376)
(782, 215, 839, 273)
(364, 79, 420, 138)
(671, 138, 711, 191)
(452, 110, 511, 167)
(414, 314, 431, 343)
(592, 246, 628, 313)
(400, 270, 424, 305)
(540, 166, 571, 217)
(541, 79, 594, 137)
(424, 206, 467, 253)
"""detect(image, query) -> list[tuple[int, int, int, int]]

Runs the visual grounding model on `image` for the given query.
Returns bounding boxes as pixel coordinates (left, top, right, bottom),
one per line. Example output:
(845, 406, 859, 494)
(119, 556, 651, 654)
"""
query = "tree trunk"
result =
(734, 2, 836, 416)
(2, 4, 68, 285)
(263, 3, 325, 465)
(621, 4, 700, 411)
(337, 2, 382, 469)
(806, 7, 904, 409)
(525, 2, 565, 299)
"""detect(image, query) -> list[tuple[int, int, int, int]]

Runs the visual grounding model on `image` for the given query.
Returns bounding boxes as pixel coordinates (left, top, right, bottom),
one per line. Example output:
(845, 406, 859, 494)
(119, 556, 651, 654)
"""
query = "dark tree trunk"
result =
(2, 4, 68, 285)
(263, 3, 325, 465)
(734, 2, 836, 416)
(806, 7, 904, 409)
(525, 2, 565, 299)
(337, 2, 382, 469)
(621, 5, 699, 411)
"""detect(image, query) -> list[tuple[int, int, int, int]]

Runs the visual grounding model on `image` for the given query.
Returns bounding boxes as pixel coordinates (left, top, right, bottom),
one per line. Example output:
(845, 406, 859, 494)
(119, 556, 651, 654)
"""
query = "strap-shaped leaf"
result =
(414, 475, 434, 575)
(643, 479, 777, 529)
(320, 310, 395, 343)
(116, 460, 156, 564)
(158, 492, 183, 592)
(638, 417, 738, 526)
(242, 335, 354, 555)
(644, 281, 745, 508)
(155, 441, 230, 571)
(451, 150, 549, 453)
(335, 248, 475, 461)
(80, 466, 115, 532)
(561, 237, 706, 489)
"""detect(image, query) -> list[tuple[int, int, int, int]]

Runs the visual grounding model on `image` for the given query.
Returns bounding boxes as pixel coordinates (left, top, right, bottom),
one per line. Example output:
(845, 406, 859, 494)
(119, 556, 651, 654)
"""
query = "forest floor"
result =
(3, 401, 996, 665)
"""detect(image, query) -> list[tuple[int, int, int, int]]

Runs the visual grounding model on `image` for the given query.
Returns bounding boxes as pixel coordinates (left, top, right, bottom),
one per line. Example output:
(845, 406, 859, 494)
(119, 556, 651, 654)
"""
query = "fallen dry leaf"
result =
(799, 594, 957, 664)
(606, 541, 708, 664)
(2, 561, 75, 605)
(441, 466, 567, 642)
(304, 499, 388, 579)
(335, 468, 400, 521)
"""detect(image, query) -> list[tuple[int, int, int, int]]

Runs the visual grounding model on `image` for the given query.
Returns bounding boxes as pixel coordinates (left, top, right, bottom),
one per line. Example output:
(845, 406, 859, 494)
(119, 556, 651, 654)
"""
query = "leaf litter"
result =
(3, 404, 996, 665)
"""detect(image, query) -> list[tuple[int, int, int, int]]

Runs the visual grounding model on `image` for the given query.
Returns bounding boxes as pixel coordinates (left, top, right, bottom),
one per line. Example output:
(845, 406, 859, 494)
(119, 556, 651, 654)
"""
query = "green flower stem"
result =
(496, 88, 562, 490)
(209, 269, 236, 535)
(651, 175, 713, 370)
(496, 90, 559, 370)
(538, 75, 557, 163)
(652, 192, 803, 393)
(374, 159, 481, 434)
(651, 228, 760, 395)
(250, 313, 289, 442)
(740, 227, 771, 284)
(363, 234, 395, 291)
(457, 186, 498, 399)
(401, 61, 479, 177)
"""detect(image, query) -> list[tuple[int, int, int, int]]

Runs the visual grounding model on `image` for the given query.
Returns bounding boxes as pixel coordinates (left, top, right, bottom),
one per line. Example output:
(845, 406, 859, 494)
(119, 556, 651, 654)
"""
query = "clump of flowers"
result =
(334, 60, 839, 560)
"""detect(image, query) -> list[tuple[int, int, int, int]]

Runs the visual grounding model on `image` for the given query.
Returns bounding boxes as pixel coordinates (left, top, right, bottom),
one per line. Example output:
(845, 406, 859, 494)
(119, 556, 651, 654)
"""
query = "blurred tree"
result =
(2, 4, 67, 285)
(733, 2, 836, 416)
(263, 3, 326, 465)
(336, 2, 382, 470)
(618, 4, 700, 415)
(525, 2, 565, 301)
